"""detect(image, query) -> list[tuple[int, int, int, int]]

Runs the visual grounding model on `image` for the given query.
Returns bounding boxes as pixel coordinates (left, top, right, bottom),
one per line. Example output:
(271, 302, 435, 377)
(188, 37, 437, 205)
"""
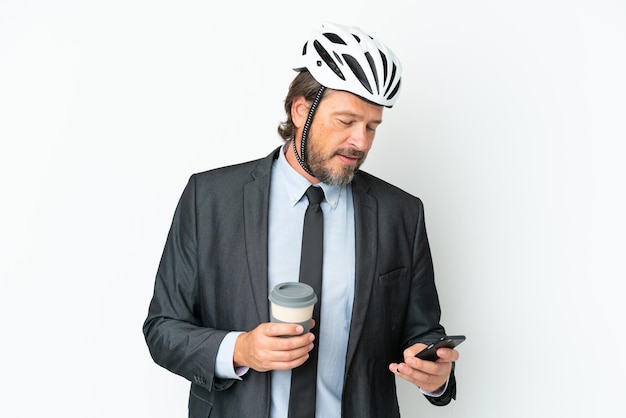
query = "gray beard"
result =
(307, 149, 364, 186)
(300, 133, 367, 186)
(311, 162, 357, 186)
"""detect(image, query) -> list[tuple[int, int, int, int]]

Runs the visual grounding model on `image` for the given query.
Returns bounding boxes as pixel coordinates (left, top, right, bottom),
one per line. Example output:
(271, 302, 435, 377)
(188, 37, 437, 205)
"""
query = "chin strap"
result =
(293, 86, 326, 177)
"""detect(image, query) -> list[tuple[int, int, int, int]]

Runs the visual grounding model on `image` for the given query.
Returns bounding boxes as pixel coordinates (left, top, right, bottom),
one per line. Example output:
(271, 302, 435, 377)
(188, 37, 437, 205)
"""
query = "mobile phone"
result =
(415, 335, 466, 361)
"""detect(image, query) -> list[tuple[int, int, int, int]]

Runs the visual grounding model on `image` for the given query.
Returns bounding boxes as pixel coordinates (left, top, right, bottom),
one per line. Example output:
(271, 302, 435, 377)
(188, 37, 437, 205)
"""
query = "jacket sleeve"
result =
(142, 174, 234, 392)
(406, 199, 457, 406)
(425, 364, 457, 406)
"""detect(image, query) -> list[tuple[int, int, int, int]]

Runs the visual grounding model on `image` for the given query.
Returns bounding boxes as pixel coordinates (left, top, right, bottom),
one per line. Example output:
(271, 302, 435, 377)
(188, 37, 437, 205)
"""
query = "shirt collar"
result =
(277, 144, 342, 209)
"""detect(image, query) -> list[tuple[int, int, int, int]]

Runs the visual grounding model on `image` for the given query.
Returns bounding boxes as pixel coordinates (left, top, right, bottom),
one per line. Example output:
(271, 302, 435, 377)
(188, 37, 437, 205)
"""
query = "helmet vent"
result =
(384, 64, 399, 97)
(333, 51, 344, 65)
(313, 40, 345, 80)
(387, 79, 400, 101)
(365, 52, 380, 93)
(342, 54, 373, 94)
(379, 50, 389, 84)
(324, 32, 347, 45)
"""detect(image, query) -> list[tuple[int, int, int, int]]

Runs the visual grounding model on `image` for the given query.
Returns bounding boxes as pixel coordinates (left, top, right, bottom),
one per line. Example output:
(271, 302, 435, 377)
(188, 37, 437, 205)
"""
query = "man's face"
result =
(301, 90, 384, 186)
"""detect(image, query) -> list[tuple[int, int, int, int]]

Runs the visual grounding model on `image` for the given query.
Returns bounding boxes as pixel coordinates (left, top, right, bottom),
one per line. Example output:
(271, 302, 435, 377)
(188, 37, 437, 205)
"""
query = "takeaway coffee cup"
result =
(269, 282, 318, 335)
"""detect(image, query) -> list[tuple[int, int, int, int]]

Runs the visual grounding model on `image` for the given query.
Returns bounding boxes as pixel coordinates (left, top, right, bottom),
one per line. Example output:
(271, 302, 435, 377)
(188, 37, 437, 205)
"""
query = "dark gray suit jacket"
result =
(143, 147, 455, 417)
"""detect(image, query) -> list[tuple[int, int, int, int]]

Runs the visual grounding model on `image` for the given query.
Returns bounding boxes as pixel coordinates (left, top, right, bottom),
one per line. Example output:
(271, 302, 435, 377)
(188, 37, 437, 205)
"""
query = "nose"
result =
(348, 125, 370, 151)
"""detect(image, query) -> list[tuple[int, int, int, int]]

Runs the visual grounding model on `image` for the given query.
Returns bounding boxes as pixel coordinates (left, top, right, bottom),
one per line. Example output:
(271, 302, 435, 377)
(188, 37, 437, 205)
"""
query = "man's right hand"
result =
(233, 322, 315, 372)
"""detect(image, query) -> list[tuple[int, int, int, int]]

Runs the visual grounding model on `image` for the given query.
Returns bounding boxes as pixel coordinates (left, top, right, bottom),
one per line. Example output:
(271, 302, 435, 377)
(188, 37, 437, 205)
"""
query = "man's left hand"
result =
(388, 343, 459, 393)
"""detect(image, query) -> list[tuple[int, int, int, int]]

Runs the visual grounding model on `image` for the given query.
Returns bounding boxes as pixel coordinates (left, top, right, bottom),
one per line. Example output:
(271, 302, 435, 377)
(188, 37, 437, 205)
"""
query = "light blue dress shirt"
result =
(215, 145, 355, 418)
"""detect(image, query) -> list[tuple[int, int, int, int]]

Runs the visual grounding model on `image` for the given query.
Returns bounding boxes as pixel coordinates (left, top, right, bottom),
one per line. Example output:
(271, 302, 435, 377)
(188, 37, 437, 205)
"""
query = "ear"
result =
(291, 96, 310, 129)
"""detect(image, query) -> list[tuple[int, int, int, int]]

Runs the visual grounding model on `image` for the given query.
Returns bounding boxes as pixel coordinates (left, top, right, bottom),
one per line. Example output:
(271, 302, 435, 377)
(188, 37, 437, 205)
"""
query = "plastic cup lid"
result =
(269, 282, 318, 308)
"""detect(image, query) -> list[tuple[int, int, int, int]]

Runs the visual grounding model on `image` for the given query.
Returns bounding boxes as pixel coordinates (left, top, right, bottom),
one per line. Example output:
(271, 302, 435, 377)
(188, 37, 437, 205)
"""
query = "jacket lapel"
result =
(345, 173, 378, 369)
(243, 147, 281, 323)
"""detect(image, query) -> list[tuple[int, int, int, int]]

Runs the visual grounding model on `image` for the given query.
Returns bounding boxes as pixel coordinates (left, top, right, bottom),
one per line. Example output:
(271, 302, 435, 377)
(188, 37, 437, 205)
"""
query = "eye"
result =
(339, 119, 352, 126)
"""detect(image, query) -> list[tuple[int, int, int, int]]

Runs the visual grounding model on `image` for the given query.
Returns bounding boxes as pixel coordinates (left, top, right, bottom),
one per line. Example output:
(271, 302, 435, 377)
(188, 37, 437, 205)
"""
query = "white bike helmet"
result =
(294, 22, 402, 108)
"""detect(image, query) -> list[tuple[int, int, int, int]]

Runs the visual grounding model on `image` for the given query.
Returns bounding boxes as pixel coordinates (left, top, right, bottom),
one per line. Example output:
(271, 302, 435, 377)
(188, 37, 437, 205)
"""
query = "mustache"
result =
(335, 148, 366, 159)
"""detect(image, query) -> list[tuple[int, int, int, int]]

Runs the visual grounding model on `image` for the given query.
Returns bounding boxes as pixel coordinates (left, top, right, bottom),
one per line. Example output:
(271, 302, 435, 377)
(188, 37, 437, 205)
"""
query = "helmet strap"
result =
(293, 86, 326, 177)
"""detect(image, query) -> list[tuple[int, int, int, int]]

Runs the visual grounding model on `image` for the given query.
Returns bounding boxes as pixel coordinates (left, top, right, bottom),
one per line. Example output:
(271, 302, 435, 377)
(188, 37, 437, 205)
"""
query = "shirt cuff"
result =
(420, 376, 449, 398)
(215, 331, 249, 380)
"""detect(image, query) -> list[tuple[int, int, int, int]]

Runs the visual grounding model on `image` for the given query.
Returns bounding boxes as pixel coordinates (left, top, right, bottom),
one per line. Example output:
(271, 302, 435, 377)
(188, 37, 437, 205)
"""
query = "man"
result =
(143, 22, 459, 417)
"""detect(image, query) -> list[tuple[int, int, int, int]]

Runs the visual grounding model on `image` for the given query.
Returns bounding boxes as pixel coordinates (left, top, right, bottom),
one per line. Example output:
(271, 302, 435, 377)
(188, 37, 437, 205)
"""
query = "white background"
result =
(1, 1, 625, 416)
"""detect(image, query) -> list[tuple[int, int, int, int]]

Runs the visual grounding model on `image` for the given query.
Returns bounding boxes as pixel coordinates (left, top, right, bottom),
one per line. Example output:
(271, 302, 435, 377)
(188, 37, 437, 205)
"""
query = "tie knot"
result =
(305, 186, 324, 206)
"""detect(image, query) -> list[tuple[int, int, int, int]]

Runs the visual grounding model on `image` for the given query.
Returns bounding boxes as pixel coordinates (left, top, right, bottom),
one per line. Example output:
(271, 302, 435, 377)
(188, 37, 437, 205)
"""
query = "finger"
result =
(272, 332, 315, 353)
(389, 362, 401, 374)
(250, 346, 311, 372)
(391, 361, 448, 392)
(266, 337, 316, 371)
(395, 360, 432, 377)
(271, 341, 314, 364)
(404, 343, 427, 359)
(406, 356, 450, 377)
(390, 361, 429, 386)
(266, 323, 305, 337)
(436, 347, 460, 362)
(239, 331, 314, 372)
(270, 350, 311, 371)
